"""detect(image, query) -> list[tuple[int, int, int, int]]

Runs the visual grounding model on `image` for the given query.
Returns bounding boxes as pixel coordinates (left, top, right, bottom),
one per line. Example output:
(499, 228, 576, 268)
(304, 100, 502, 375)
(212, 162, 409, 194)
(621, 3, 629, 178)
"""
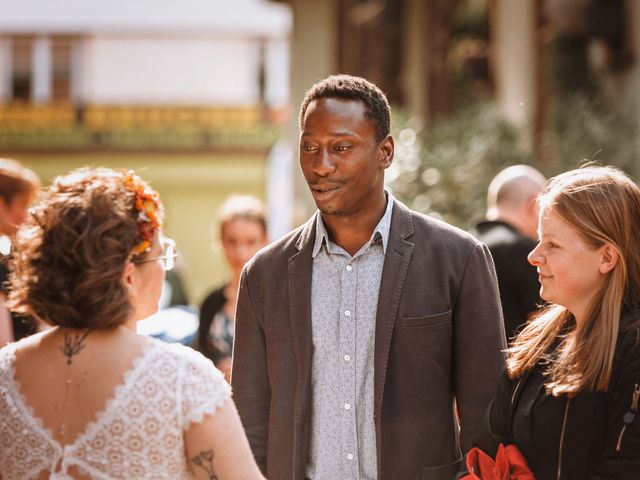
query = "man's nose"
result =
(312, 148, 336, 176)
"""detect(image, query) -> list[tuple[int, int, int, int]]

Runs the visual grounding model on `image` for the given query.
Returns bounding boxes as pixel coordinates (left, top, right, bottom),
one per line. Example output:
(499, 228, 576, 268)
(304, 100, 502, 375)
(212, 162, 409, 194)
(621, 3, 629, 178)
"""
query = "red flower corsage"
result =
(123, 171, 163, 255)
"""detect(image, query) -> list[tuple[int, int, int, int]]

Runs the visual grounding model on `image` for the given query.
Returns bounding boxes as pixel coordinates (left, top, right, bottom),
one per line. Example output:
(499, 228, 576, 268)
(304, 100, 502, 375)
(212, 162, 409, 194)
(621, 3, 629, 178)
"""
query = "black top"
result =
(0, 256, 35, 341)
(194, 285, 232, 365)
(476, 312, 640, 479)
(473, 220, 540, 341)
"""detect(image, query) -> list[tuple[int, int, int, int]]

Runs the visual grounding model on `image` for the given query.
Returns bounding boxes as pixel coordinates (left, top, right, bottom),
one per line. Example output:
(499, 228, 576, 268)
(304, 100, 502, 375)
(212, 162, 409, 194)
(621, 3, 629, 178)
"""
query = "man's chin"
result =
(318, 206, 348, 217)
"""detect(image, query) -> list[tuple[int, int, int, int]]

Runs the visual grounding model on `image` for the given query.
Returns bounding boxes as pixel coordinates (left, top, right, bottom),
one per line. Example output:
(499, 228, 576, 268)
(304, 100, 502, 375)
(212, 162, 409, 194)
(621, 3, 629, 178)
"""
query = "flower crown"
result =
(123, 171, 163, 255)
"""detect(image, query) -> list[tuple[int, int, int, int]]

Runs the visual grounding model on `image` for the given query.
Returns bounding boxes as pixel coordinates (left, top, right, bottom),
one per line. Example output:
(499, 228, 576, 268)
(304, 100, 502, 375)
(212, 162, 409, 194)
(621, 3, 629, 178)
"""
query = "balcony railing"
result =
(0, 103, 282, 151)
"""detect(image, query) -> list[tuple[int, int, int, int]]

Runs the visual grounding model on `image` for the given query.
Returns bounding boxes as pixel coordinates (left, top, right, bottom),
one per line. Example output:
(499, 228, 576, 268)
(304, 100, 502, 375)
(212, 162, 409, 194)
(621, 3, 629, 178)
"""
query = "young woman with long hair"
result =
(475, 165, 640, 478)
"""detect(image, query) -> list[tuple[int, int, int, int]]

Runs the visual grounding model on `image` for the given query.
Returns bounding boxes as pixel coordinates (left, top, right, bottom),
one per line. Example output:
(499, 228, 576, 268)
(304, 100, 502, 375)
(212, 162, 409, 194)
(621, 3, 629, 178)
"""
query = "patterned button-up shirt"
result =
(305, 193, 394, 480)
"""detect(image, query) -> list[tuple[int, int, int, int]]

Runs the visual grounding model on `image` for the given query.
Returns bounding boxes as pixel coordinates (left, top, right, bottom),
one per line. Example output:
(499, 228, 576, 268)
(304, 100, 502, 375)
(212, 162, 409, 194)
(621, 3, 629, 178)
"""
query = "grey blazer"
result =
(231, 200, 506, 480)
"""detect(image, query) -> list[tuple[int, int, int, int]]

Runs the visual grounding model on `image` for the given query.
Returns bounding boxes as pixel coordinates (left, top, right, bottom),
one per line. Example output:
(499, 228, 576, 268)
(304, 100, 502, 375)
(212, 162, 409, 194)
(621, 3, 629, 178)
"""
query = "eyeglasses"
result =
(132, 238, 177, 271)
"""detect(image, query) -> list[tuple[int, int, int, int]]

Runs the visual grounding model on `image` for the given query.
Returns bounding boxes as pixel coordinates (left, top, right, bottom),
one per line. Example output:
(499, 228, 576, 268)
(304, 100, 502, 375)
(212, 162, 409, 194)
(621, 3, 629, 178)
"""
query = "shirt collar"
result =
(312, 191, 394, 258)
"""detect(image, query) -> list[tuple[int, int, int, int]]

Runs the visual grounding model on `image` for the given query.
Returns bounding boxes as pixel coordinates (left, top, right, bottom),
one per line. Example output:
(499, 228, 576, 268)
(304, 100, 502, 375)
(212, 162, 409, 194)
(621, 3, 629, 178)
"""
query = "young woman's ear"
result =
(599, 244, 620, 274)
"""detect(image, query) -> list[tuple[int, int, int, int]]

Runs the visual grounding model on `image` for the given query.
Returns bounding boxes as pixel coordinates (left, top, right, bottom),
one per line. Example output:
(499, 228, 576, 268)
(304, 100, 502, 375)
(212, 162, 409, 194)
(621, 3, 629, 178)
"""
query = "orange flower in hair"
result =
(123, 171, 163, 255)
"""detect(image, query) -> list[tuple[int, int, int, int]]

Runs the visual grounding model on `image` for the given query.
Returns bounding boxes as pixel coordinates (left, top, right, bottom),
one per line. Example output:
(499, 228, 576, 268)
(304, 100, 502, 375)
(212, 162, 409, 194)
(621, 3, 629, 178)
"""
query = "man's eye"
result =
(334, 145, 350, 152)
(301, 145, 318, 152)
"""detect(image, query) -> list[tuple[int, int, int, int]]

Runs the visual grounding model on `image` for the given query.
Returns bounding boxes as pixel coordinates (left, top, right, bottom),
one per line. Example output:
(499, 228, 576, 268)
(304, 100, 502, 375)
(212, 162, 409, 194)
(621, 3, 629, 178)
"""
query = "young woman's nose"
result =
(527, 243, 544, 267)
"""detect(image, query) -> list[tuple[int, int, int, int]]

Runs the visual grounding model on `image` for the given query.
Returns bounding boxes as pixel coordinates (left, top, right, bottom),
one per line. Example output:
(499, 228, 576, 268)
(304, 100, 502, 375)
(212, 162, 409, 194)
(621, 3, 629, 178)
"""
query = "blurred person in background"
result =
(0, 168, 263, 480)
(472, 166, 640, 478)
(195, 195, 268, 381)
(473, 165, 546, 343)
(0, 158, 40, 346)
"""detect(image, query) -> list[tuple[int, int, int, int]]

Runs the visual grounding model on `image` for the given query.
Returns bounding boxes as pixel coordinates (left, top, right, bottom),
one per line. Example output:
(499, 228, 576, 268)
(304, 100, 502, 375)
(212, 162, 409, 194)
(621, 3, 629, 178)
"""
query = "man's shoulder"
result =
(246, 219, 312, 271)
(395, 200, 481, 250)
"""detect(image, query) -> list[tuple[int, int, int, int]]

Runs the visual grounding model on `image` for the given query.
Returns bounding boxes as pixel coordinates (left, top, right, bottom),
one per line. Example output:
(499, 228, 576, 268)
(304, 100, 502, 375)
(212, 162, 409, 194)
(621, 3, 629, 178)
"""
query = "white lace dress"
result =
(0, 339, 231, 479)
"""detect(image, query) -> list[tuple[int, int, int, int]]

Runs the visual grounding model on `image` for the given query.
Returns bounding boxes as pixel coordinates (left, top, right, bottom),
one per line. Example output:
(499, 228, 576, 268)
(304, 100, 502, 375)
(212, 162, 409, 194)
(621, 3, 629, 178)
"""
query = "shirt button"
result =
(347, 453, 354, 460)
(344, 354, 351, 362)
(344, 403, 351, 410)
(344, 310, 351, 316)
(346, 265, 352, 271)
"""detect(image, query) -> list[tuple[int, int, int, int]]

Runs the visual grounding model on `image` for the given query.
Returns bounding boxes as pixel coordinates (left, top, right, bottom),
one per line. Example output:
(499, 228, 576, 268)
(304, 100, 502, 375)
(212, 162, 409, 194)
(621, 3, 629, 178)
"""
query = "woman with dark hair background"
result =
(195, 195, 268, 381)
(0, 158, 40, 346)
(0, 168, 263, 480)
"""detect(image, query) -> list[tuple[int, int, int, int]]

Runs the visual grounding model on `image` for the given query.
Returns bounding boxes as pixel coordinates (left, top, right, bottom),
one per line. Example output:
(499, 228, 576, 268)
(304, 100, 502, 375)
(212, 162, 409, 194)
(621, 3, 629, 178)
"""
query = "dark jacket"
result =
(476, 313, 640, 479)
(231, 200, 506, 480)
(473, 221, 540, 342)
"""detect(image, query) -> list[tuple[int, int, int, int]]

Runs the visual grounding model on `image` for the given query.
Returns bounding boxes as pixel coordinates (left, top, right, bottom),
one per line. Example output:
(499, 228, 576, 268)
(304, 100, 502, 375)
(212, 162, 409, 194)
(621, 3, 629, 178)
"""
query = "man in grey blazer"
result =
(231, 75, 506, 480)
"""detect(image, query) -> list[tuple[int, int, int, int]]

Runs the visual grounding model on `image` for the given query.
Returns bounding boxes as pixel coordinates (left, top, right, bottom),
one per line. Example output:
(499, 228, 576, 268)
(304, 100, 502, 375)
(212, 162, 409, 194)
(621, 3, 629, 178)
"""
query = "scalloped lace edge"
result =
(181, 382, 232, 430)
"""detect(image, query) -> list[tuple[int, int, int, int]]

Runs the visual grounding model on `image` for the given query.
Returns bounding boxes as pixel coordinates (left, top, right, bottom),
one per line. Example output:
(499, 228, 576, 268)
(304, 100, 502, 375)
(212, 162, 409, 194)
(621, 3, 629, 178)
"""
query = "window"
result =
(11, 36, 33, 100)
(52, 37, 72, 101)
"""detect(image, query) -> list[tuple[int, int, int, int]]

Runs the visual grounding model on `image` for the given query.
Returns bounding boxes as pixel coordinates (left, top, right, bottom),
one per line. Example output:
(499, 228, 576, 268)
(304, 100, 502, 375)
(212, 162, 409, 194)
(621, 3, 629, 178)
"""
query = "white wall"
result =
(0, 0, 291, 37)
(265, 38, 290, 108)
(0, 37, 10, 102)
(81, 36, 261, 105)
(0, 0, 291, 106)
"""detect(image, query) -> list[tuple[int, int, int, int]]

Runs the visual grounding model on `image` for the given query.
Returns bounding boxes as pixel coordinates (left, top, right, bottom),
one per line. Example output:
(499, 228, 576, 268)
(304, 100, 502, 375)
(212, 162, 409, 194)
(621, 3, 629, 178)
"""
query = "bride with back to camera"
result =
(0, 167, 263, 479)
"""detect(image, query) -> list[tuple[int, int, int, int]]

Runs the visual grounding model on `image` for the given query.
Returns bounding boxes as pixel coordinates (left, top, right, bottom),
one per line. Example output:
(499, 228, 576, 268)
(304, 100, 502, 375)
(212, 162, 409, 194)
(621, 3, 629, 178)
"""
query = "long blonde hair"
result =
(507, 165, 640, 396)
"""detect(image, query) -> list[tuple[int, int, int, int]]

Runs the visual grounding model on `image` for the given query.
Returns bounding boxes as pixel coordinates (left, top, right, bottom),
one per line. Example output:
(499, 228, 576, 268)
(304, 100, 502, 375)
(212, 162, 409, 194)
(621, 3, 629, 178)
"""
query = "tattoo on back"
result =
(191, 449, 218, 479)
(60, 331, 90, 365)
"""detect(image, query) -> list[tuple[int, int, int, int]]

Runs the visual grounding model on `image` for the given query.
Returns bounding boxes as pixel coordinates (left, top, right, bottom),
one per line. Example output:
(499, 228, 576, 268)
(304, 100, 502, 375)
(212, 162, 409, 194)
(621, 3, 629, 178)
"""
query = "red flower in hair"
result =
(123, 171, 162, 255)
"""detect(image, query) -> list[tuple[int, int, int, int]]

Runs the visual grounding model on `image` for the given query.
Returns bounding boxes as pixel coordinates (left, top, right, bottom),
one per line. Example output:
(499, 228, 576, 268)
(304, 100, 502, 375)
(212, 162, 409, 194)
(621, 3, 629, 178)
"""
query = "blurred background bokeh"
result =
(0, 0, 638, 304)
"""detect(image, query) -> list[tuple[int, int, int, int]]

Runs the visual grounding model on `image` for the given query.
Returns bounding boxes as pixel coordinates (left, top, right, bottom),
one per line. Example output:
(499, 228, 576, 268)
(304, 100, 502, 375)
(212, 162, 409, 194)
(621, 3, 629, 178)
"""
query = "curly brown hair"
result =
(7, 167, 164, 329)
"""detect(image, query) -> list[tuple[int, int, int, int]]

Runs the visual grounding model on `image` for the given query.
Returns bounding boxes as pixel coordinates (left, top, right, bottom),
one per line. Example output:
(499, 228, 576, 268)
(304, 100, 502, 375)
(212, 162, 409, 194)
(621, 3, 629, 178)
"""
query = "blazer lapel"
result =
(374, 202, 414, 416)
(288, 217, 315, 474)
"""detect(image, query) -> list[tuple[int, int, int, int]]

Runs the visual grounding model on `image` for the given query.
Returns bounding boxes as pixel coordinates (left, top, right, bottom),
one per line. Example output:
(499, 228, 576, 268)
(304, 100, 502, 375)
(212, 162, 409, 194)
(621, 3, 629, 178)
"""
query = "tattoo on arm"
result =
(190, 449, 218, 479)
(60, 331, 90, 365)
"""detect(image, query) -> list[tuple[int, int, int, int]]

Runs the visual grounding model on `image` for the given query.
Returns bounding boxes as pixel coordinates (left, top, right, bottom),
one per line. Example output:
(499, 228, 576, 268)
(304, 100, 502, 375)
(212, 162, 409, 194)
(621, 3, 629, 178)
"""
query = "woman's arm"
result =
(185, 398, 264, 480)
(0, 293, 14, 346)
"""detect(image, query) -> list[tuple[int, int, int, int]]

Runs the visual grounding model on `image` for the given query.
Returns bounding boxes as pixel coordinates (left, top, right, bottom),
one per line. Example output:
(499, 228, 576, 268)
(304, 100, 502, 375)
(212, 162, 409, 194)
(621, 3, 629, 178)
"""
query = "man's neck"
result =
(493, 210, 535, 240)
(321, 195, 388, 256)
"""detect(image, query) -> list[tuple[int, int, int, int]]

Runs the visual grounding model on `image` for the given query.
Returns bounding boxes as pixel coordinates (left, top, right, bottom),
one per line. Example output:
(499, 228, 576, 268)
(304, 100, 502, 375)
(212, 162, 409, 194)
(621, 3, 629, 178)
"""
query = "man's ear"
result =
(378, 135, 394, 169)
(599, 244, 620, 275)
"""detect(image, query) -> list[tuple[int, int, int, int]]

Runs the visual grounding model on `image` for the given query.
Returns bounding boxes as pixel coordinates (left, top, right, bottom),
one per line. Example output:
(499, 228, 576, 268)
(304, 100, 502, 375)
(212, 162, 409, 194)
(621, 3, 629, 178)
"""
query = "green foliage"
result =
(387, 96, 639, 232)
(543, 93, 638, 179)
(451, 0, 489, 40)
(387, 104, 533, 230)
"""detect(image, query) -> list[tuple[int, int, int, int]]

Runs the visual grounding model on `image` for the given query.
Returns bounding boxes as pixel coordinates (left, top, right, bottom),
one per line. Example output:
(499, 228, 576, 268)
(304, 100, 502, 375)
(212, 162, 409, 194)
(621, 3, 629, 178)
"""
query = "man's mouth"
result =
(311, 184, 342, 193)
(309, 184, 343, 202)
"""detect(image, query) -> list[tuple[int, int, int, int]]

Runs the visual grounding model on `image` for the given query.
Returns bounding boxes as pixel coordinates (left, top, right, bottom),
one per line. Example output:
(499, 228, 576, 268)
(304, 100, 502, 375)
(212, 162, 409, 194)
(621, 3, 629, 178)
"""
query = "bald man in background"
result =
(473, 165, 546, 342)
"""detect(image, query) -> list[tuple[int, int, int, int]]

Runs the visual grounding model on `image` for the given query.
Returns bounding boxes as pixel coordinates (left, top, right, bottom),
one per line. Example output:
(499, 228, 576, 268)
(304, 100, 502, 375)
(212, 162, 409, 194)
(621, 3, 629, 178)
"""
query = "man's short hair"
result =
(299, 74, 391, 142)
